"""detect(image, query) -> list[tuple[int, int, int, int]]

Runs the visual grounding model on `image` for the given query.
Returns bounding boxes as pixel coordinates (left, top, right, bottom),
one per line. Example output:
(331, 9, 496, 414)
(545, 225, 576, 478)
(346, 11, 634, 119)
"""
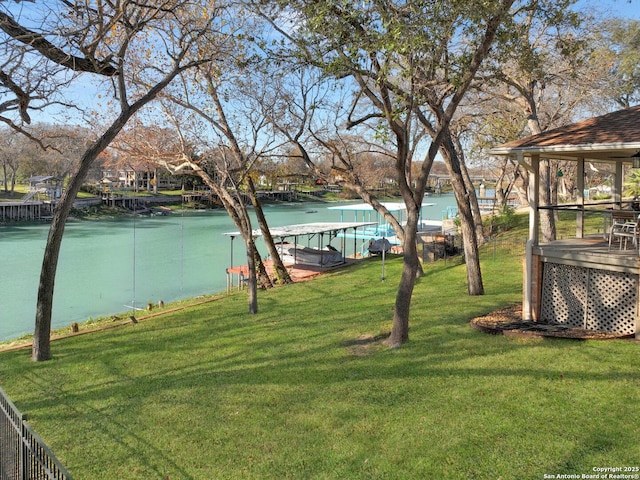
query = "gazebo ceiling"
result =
(490, 105, 640, 162)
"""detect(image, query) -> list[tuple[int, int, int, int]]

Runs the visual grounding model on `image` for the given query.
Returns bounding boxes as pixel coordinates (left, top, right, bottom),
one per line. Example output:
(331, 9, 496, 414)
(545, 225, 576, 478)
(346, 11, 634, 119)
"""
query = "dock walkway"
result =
(226, 258, 357, 291)
(0, 201, 53, 222)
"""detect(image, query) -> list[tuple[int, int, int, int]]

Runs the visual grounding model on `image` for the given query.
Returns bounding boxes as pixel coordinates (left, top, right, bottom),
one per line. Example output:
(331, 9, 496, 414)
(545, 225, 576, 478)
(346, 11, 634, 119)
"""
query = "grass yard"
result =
(1, 234, 639, 479)
(0, 184, 28, 201)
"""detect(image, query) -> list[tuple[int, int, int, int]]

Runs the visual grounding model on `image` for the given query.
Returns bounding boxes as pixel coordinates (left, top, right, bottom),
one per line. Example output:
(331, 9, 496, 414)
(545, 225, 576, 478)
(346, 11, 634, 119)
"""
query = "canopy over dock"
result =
(328, 201, 435, 220)
(224, 221, 377, 240)
(223, 221, 377, 290)
(328, 201, 440, 239)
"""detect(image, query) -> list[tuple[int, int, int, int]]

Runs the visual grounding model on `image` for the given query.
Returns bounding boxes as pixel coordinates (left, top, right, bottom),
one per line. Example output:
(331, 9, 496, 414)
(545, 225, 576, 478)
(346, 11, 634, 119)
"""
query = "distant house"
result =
(101, 168, 180, 191)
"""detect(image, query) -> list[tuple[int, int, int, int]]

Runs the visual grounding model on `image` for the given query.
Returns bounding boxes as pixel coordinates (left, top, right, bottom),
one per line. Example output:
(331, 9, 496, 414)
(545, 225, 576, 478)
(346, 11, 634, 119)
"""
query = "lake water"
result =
(0, 195, 457, 341)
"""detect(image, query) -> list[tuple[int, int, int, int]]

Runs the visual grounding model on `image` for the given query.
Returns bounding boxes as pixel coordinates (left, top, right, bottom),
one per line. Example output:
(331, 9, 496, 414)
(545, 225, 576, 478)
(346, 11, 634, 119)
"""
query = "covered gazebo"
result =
(491, 105, 640, 338)
(26, 175, 62, 200)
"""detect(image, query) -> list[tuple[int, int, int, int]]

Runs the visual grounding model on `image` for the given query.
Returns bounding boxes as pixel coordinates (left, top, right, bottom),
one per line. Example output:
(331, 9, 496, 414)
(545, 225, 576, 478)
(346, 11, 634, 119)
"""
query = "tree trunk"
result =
(495, 159, 507, 206)
(244, 235, 259, 314)
(387, 208, 420, 348)
(253, 246, 273, 290)
(175, 163, 269, 312)
(460, 159, 485, 245)
(441, 138, 485, 295)
(247, 177, 292, 285)
(226, 200, 266, 309)
(513, 164, 529, 206)
(32, 201, 66, 361)
(495, 158, 520, 210)
(539, 159, 556, 242)
(224, 191, 266, 311)
(31, 65, 185, 360)
(457, 196, 484, 295)
(33, 123, 127, 361)
(524, 101, 556, 242)
(550, 160, 560, 222)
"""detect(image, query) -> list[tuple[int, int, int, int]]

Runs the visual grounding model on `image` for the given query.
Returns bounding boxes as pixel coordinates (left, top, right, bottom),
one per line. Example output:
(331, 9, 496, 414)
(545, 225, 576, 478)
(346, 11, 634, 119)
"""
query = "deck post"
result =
(614, 161, 623, 209)
(523, 152, 539, 321)
(576, 157, 584, 238)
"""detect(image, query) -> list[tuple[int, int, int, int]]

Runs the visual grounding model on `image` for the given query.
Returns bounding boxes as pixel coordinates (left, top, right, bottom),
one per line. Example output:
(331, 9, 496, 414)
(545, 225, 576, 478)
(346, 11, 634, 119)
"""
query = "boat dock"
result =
(225, 258, 358, 291)
(0, 201, 54, 222)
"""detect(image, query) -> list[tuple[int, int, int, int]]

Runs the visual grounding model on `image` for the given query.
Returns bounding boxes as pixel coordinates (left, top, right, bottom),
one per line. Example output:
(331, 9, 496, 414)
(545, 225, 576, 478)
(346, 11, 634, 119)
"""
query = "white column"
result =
(522, 152, 539, 321)
(614, 161, 623, 208)
(576, 157, 585, 238)
(529, 154, 540, 245)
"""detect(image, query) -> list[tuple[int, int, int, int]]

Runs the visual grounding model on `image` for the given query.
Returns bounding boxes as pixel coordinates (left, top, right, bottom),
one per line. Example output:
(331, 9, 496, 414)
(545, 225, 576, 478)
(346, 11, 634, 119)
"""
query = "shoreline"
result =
(0, 188, 371, 224)
(0, 192, 458, 344)
(0, 253, 365, 352)
(0, 293, 229, 353)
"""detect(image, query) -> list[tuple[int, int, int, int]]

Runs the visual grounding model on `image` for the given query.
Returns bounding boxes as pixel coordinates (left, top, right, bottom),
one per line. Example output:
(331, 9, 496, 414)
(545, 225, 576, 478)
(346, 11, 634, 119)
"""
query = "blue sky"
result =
(579, 0, 640, 19)
(11, 0, 640, 128)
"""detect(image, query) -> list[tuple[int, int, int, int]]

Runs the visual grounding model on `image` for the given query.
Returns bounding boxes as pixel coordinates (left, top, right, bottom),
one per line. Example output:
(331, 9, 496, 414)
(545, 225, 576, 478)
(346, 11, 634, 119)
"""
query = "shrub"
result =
(80, 184, 101, 195)
(592, 193, 612, 201)
(488, 204, 517, 235)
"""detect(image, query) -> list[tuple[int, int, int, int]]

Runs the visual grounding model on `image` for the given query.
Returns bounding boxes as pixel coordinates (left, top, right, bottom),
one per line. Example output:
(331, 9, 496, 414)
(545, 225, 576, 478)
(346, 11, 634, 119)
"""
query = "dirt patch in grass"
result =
(470, 305, 633, 340)
(343, 332, 389, 356)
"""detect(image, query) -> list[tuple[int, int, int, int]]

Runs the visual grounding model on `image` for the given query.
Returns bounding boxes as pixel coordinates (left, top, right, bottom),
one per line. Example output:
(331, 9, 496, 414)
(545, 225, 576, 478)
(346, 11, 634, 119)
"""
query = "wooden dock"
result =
(226, 258, 355, 291)
(0, 201, 53, 222)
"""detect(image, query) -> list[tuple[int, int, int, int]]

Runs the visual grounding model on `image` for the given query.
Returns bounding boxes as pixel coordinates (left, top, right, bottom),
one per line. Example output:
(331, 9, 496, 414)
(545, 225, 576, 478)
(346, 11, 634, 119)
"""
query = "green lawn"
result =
(0, 184, 28, 200)
(1, 235, 639, 479)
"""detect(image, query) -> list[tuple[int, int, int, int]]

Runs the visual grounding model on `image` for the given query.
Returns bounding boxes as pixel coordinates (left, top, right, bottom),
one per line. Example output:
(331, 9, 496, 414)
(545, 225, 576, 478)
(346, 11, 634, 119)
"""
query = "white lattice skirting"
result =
(540, 263, 637, 335)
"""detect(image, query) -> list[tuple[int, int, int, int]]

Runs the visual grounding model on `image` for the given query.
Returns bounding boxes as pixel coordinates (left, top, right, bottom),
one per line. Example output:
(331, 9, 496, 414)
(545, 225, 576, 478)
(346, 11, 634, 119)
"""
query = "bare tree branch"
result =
(0, 10, 117, 75)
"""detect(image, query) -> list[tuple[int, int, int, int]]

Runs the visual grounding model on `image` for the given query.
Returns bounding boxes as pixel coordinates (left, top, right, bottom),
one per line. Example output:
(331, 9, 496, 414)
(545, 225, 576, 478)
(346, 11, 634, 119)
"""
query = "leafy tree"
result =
(0, 0, 225, 361)
(0, 127, 21, 193)
(258, 0, 524, 346)
(110, 123, 183, 193)
(590, 18, 640, 109)
(623, 169, 640, 198)
(477, 0, 594, 241)
(157, 26, 296, 309)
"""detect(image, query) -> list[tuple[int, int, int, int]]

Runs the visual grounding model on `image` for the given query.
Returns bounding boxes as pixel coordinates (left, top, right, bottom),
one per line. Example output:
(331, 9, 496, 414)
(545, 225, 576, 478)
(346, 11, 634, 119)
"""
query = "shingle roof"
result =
(491, 105, 640, 161)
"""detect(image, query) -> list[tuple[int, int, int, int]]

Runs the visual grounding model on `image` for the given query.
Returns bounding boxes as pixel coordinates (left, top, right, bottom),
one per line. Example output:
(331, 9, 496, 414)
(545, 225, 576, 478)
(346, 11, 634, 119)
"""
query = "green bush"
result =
(624, 169, 640, 197)
(79, 184, 103, 196)
(488, 204, 517, 235)
(592, 193, 612, 200)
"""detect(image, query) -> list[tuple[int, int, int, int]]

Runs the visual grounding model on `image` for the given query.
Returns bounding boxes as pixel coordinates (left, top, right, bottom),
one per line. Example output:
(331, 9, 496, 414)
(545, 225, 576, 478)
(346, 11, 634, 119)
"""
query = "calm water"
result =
(0, 196, 457, 340)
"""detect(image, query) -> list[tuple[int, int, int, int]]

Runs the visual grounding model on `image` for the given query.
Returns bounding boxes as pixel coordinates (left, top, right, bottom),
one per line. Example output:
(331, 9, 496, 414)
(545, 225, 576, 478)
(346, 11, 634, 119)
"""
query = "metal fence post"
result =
(20, 414, 27, 480)
(0, 386, 72, 480)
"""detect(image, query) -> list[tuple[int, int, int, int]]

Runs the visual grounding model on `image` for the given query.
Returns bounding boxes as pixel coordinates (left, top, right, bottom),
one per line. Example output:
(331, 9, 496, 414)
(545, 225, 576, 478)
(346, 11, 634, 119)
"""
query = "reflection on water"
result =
(0, 196, 456, 340)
